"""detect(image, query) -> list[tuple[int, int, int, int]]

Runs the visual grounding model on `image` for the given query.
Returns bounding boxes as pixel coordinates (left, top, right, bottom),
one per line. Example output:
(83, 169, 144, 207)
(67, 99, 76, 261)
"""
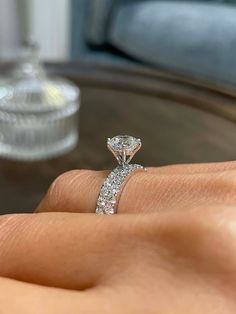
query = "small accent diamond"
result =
(96, 164, 143, 214)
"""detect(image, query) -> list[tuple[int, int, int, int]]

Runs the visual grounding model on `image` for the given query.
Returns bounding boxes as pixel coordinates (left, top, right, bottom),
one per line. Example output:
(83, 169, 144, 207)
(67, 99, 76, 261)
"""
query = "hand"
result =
(1, 162, 236, 313)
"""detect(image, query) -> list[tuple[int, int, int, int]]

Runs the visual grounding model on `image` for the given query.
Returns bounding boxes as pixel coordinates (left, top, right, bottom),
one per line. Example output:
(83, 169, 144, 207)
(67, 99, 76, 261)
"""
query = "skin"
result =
(1, 161, 236, 313)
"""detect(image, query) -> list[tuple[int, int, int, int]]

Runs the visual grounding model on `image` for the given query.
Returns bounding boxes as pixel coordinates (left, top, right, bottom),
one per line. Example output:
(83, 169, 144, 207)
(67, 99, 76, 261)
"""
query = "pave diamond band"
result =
(96, 164, 143, 214)
(95, 135, 144, 215)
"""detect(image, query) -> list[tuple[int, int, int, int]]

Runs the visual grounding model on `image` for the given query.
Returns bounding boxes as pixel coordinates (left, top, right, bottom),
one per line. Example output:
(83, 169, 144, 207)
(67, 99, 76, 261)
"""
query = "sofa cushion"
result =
(108, 1, 236, 87)
(85, 0, 116, 45)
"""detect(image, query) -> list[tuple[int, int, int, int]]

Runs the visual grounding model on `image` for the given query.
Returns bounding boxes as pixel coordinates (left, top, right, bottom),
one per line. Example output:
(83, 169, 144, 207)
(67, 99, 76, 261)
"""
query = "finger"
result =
(39, 161, 233, 214)
(36, 165, 236, 214)
(1, 206, 236, 314)
(120, 168, 236, 213)
(36, 169, 108, 214)
(0, 212, 152, 290)
(150, 160, 236, 175)
(36, 168, 168, 214)
(0, 277, 105, 314)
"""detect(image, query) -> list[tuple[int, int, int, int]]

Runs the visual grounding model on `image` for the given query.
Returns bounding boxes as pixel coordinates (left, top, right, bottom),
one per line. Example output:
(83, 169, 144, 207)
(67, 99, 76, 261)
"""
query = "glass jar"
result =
(0, 44, 80, 161)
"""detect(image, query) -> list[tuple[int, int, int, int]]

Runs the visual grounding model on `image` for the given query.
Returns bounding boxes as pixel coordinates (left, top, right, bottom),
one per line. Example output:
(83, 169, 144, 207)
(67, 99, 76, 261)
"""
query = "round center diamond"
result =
(108, 135, 140, 155)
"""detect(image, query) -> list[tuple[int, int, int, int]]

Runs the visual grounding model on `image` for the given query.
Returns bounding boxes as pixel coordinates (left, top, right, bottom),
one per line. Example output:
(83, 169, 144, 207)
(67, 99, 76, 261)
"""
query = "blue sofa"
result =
(71, 0, 236, 89)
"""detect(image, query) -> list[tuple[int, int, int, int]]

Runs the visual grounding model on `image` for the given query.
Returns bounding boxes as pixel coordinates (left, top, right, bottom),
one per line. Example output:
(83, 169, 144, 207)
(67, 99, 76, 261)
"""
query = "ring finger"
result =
(36, 162, 236, 214)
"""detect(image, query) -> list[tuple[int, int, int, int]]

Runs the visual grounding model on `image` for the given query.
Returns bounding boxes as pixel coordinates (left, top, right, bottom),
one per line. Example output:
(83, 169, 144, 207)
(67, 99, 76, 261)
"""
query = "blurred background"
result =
(1, 0, 236, 214)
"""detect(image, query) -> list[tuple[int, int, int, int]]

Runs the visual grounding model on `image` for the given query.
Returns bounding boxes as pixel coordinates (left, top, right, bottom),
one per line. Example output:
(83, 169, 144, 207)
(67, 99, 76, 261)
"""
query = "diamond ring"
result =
(96, 135, 144, 215)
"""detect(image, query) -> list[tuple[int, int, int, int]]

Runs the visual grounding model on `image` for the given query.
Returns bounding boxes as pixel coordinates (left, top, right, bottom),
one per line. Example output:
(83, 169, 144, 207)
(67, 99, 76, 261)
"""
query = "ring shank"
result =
(96, 164, 143, 214)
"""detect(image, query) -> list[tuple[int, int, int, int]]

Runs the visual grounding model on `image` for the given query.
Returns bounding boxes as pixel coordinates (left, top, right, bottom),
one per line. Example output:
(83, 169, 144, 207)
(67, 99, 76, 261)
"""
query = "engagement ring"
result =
(96, 135, 144, 214)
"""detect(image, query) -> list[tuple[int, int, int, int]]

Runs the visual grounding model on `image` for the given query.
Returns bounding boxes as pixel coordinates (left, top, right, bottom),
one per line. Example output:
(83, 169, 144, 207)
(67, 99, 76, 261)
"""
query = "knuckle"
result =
(47, 170, 93, 207)
(49, 170, 79, 194)
(159, 207, 236, 262)
(189, 207, 236, 267)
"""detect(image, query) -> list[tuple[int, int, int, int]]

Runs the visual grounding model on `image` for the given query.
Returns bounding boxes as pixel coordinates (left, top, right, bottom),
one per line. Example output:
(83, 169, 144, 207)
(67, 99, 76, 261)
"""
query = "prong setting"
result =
(107, 135, 141, 165)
